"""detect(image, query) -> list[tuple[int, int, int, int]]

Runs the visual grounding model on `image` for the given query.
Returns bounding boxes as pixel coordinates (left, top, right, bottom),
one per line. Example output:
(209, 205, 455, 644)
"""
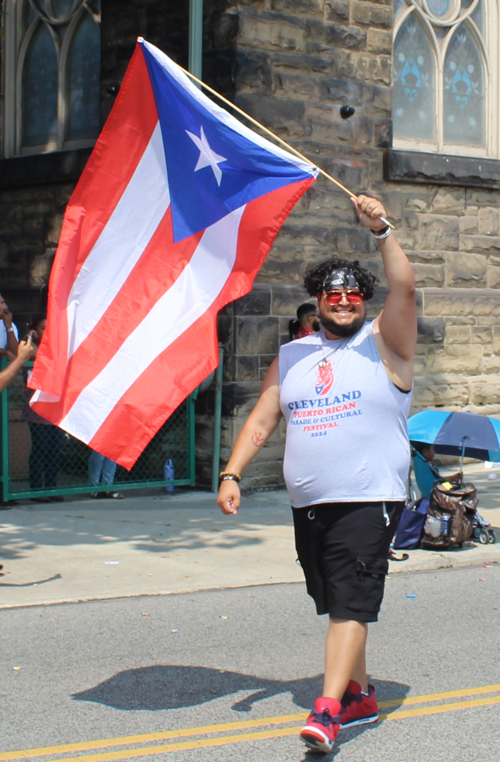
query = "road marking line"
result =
(378, 681, 500, 708)
(2, 683, 500, 761)
(23, 728, 302, 762)
(381, 694, 500, 721)
(22, 696, 500, 762)
(0, 717, 306, 760)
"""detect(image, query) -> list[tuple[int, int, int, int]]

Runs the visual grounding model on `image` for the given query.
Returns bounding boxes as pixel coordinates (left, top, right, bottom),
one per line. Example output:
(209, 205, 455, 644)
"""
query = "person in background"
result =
(0, 337, 33, 393)
(22, 315, 65, 503)
(410, 440, 460, 499)
(288, 302, 321, 340)
(89, 451, 123, 499)
(0, 336, 35, 571)
(0, 293, 19, 361)
(410, 442, 440, 500)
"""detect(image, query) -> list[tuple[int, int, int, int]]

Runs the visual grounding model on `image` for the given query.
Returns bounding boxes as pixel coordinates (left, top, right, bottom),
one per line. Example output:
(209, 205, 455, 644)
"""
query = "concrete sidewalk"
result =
(1, 463, 499, 609)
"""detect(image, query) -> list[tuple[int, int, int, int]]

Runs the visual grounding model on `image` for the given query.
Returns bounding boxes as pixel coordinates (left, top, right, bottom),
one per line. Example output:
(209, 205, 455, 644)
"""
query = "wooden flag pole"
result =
(179, 64, 395, 230)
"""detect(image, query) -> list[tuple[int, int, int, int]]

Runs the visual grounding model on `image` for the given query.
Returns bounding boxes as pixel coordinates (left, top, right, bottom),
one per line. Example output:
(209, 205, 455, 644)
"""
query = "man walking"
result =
(217, 194, 416, 754)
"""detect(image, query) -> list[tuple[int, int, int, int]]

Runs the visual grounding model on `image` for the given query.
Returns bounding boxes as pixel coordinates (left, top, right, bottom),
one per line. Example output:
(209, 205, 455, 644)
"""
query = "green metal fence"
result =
(0, 359, 197, 502)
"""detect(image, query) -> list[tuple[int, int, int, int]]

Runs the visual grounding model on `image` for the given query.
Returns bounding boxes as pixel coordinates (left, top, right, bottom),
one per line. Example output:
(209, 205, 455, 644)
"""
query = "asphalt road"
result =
(1, 565, 500, 761)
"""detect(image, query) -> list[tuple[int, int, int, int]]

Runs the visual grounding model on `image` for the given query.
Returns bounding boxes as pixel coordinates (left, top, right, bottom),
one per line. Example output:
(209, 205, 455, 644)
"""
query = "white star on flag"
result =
(186, 126, 227, 186)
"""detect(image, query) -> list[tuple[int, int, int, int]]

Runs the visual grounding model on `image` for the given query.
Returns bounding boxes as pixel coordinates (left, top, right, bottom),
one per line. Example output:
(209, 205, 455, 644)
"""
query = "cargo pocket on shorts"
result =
(349, 555, 389, 615)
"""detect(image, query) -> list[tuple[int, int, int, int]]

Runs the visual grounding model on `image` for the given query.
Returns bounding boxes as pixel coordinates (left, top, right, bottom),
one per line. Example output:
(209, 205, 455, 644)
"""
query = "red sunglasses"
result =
(324, 289, 364, 305)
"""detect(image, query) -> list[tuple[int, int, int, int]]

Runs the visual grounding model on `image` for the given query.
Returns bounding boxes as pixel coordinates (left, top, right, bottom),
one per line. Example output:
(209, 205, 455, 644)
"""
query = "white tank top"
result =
(279, 323, 412, 507)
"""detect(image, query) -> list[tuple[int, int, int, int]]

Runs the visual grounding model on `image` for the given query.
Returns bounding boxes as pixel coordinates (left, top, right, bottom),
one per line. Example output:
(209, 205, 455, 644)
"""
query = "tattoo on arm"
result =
(251, 431, 265, 448)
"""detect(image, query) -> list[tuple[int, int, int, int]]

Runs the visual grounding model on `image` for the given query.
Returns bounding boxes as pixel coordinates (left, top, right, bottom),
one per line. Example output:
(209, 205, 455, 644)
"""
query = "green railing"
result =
(0, 358, 197, 502)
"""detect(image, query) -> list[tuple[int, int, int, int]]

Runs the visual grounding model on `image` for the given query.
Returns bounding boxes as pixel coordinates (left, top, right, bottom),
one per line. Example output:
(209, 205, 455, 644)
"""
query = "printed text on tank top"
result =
(278, 323, 412, 506)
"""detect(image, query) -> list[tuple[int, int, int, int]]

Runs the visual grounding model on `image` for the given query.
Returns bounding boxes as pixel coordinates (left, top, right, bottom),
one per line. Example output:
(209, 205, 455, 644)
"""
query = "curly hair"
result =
(303, 258, 378, 301)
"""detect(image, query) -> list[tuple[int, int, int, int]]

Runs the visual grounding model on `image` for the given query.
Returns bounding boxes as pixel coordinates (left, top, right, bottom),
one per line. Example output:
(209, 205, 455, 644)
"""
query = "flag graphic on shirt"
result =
(28, 39, 318, 468)
(315, 360, 334, 396)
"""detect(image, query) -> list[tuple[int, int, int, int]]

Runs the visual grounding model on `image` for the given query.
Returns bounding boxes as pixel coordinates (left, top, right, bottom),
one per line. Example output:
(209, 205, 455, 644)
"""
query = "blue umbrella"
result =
(407, 410, 500, 463)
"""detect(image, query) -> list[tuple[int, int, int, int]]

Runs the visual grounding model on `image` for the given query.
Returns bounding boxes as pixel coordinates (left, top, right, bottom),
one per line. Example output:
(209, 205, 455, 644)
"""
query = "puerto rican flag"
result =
(29, 39, 318, 469)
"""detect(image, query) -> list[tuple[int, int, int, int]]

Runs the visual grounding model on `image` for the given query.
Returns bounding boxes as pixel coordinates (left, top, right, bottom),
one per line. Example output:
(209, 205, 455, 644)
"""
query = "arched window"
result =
(3, 0, 101, 158)
(394, 14, 437, 142)
(393, 0, 497, 157)
(443, 24, 485, 145)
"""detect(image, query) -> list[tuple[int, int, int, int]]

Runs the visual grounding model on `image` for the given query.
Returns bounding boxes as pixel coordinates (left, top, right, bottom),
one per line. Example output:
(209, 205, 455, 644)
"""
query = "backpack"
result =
(393, 497, 429, 549)
(421, 479, 478, 549)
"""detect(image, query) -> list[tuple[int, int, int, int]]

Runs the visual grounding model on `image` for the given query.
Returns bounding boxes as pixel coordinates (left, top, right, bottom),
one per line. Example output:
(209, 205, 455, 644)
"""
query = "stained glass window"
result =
(393, 0, 492, 156)
(53, 0, 76, 18)
(3, 0, 101, 157)
(444, 26, 484, 146)
(393, 16, 435, 141)
(67, 13, 100, 141)
(21, 24, 58, 147)
(23, 2, 37, 28)
(427, 0, 453, 18)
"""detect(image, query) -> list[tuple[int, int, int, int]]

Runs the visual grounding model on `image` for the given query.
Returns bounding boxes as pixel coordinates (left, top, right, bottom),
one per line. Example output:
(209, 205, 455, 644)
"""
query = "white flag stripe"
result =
(141, 40, 318, 178)
(67, 122, 170, 358)
(59, 204, 245, 442)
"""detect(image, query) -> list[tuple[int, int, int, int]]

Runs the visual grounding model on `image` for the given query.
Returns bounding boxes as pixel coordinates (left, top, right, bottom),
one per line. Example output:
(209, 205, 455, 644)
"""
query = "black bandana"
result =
(323, 269, 361, 292)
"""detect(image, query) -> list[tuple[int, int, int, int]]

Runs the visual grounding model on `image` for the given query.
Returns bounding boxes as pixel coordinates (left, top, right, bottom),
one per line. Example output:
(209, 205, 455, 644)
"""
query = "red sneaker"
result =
(300, 697, 341, 753)
(340, 680, 378, 728)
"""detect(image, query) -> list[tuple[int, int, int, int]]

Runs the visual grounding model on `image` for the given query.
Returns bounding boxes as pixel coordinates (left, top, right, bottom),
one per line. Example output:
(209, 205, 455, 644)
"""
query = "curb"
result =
(1, 552, 498, 610)
(389, 544, 500, 574)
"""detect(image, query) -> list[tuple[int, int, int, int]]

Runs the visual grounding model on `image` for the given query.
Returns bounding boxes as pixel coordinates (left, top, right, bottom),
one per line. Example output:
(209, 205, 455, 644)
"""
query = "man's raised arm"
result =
(352, 195, 417, 366)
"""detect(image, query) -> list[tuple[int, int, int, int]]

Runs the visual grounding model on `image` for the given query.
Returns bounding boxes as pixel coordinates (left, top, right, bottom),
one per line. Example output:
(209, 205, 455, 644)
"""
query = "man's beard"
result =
(312, 319, 321, 332)
(321, 314, 365, 338)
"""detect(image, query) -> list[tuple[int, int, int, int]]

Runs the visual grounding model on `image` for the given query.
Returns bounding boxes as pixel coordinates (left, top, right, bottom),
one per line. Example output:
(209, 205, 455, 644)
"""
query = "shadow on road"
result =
(72, 664, 410, 715)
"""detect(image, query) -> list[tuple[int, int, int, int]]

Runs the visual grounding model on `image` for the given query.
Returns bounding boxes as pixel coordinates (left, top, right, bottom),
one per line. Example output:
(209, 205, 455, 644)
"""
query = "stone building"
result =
(2, 0, 500, 488)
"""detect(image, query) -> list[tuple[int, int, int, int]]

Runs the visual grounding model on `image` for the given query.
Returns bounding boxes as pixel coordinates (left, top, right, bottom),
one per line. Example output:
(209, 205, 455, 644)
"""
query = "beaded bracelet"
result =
(219, 470, 242, 483)
(219, 474, 241, 485)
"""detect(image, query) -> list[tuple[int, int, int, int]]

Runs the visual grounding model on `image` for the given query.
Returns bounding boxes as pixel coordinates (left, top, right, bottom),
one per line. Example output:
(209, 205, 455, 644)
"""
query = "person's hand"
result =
(6, 350, 15, 362)
(217, 479, 241, 515)
(2, 308, 13, 327)
(17, 336, 33, 363)
(351, 194, 388, 231)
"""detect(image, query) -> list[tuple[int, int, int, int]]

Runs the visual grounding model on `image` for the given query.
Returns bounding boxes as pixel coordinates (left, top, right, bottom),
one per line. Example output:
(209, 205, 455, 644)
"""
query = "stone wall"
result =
(0, 182, 74, 321)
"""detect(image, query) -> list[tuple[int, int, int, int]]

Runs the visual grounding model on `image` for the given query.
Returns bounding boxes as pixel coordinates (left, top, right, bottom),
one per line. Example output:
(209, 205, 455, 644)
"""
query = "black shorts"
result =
(292, 501, 404, 623)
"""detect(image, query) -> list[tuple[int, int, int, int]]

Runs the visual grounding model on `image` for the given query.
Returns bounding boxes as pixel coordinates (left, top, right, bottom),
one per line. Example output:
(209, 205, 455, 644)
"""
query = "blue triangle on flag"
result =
(141, 42, 313, 244)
